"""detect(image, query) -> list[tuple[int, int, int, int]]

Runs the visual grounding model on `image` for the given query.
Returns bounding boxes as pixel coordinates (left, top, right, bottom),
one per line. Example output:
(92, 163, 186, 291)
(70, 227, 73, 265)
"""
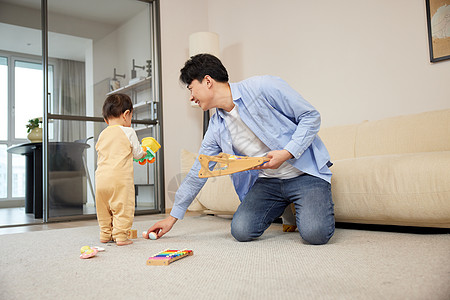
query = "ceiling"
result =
(0, 0, 150, 61)
(0, 0, 147, 27)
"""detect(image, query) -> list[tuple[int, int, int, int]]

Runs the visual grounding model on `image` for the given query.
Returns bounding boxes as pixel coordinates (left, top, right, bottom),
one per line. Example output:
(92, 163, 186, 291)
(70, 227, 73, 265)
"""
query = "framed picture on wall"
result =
(425, 0, 450, 62)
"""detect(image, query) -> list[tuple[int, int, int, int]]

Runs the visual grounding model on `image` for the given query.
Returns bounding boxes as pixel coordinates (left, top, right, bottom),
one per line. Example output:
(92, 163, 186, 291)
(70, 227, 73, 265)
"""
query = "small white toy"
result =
(143, 231, 157, 240)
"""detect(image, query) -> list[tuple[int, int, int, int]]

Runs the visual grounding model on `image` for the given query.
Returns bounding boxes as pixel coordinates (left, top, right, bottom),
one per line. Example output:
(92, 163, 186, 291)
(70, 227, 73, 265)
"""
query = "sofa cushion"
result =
(319, 124, 359, 160)
(355, 109, 450, 157)
(331, 151, 450, 227)
(181, 149, 240, 214)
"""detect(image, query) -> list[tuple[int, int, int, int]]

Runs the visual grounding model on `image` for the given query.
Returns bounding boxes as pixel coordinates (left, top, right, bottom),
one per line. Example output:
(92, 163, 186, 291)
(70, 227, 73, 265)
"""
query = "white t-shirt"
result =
(223, 105, 303, 179)
(118, 125, 145, 159)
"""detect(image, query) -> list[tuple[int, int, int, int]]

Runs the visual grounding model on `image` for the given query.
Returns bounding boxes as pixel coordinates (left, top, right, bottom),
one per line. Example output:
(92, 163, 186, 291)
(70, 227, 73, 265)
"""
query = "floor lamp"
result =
(189, 32, 220, 136)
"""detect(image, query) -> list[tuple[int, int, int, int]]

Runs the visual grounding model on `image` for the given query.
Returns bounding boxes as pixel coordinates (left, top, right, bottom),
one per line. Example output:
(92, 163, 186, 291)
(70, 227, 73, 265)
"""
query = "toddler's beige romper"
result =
(95, 125, 143, 242)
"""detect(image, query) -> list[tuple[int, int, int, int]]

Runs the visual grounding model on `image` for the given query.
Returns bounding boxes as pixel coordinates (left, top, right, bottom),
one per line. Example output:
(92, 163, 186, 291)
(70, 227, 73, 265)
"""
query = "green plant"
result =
(26, 118, 41, 133)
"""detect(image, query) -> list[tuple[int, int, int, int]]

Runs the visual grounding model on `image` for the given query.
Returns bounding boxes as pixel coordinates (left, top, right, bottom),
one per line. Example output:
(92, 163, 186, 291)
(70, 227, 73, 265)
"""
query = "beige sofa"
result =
(182, 109, 450, 228)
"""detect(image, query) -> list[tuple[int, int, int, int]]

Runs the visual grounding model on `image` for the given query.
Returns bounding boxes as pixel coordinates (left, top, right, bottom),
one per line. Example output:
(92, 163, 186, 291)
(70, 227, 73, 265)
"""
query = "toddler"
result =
(95, 93, 146, 246)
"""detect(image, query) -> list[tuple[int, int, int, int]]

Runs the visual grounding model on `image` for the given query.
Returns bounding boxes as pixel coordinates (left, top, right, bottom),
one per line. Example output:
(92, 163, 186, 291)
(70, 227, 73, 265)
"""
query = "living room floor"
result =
(1, 208, 448, 237)
(0, 210, 95, 236)
(0, 212, 183, 236)
(0, 205, 97, 228)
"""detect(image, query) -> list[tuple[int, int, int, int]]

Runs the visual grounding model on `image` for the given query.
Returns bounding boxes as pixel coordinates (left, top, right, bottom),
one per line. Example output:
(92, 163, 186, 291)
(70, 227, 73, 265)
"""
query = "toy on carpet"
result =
(127, 229, 138, 239)
(80, 246, 99, 259)
(146, 249, 193, 266)
(282, 225, 297, 232)
(142, 231, 157, 240)
(198, 153, 269, 178)
(133, 137, 161, 165)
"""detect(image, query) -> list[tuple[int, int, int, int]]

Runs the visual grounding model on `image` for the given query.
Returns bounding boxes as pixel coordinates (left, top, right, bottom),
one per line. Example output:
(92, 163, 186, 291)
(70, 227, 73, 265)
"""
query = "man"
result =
(146, 54, 335, 244)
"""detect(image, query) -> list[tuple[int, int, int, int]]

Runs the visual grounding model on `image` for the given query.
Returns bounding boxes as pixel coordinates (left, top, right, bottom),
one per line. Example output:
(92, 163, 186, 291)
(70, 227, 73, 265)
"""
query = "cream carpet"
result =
(1, 214, 449, 300)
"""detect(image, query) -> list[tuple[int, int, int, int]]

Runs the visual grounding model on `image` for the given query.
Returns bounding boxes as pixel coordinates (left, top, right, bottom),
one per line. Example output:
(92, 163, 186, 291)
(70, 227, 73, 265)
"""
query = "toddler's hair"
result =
(102, 94, 133, 121)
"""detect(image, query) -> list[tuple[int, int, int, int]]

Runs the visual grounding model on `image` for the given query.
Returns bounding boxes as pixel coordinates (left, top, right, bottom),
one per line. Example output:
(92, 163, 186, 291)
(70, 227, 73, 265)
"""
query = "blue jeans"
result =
(231, 174, 335, 245)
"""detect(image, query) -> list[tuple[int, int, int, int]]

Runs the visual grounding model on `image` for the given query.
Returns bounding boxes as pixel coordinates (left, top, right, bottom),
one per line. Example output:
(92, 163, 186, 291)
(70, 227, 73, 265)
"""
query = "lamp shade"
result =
(189, 32, 220, 58)
(188, 32, 220, 109)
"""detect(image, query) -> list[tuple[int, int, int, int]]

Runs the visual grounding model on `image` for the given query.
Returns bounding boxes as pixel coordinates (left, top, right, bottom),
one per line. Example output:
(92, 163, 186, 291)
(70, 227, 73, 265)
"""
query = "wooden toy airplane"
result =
(198, 153, 270, 178)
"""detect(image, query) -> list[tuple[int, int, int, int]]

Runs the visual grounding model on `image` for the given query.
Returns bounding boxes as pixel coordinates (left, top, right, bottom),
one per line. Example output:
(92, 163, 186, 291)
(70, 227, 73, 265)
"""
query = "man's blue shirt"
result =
(170, 75, 332, 220)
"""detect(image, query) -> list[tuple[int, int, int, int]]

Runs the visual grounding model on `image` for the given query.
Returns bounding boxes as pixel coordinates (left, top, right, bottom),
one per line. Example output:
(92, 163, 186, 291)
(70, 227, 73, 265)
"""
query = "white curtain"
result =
(54, 59, 86, 142)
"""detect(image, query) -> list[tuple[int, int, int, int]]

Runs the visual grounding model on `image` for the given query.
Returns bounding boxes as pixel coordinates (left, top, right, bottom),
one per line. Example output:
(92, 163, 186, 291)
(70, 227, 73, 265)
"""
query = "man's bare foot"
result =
(116, 239, 133, 246)
(100, 239, 113, 243)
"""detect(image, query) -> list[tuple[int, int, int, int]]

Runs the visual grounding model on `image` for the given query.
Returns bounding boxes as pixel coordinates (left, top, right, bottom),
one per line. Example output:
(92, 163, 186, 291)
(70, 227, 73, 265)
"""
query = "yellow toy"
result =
(198, 153, 269, 178)
(134, 137, 161, 165)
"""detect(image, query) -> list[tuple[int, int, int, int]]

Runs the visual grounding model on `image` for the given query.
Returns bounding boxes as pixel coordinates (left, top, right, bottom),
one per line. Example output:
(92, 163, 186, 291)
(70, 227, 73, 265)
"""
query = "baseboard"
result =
(336, 222, 450, 234)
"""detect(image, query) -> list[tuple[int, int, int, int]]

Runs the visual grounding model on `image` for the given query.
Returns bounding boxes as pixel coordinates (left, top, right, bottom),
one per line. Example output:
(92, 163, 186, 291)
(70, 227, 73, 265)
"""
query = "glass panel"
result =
(47, 0, 159, 220)
(0, 144, 6, 198)
(47, 119, 103, 218)
(11, 154, 25, 198)
(0, 3, 42, 224)
(0, 57, 7, 141)
(135, 125, 157, 211)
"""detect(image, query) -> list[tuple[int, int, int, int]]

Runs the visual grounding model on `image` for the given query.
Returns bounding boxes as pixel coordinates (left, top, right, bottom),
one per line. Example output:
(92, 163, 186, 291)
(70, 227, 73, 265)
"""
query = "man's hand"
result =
(144, 215, 178, 239)
(253, 150, 293, 170)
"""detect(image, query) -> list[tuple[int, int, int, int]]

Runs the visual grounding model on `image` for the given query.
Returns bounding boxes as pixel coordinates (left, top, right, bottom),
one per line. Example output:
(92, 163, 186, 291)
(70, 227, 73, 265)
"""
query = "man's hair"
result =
(180, 53, 229, 86)
(102, 93, 133, 121)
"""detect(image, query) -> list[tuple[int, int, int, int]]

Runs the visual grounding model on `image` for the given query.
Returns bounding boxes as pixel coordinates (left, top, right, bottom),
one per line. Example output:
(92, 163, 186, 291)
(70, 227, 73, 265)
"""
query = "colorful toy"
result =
(198, 153, 270, 178)
(146, 249, 193, 266)
(127, 229, 138, 239)
(134, 137, 161, 165)
(80, 246, 98, 259)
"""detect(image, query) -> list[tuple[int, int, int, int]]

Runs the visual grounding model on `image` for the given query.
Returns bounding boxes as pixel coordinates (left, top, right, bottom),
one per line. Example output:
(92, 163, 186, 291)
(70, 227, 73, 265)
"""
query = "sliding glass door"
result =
(0, 4, 44, 226)
(0, 0, 163, 225)
(45, 0, 163, 221)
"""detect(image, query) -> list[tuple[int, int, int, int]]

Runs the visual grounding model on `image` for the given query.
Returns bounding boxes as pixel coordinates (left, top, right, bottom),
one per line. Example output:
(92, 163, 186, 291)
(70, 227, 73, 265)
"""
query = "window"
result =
(11, 154, 25, 198)
(14, 61, 44, 139)
(0, 56, 7, 199)
(0, 144, 6, 198)
(0, 52, 54, 203)
(0, 57, 7, 141)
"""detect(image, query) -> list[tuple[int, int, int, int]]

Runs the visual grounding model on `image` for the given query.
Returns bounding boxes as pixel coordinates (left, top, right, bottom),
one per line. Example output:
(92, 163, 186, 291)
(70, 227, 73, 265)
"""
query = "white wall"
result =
(160, 0, 450, 209)
(92, 10, 150, 87)
(160, 0, 209, 206)
(208, 0, 449, 127)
